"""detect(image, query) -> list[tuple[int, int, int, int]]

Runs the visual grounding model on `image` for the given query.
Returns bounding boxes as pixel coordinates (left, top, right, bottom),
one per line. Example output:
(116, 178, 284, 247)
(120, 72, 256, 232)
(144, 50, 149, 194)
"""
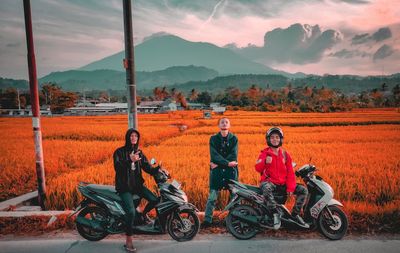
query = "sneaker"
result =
(123, 244, 137, 253)
(291, 214, 309, 228)
(201, 220, 212, 229)
(273, 213, 281, 230)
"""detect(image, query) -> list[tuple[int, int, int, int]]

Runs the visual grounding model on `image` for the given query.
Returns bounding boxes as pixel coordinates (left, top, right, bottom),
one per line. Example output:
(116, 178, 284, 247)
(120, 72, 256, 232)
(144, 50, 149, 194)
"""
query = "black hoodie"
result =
(113, 128, 156, 193)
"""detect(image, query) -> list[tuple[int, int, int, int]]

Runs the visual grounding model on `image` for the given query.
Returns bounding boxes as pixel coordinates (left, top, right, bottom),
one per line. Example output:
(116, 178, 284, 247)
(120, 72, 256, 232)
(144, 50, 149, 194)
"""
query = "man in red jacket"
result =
(255, 127, 309, 229)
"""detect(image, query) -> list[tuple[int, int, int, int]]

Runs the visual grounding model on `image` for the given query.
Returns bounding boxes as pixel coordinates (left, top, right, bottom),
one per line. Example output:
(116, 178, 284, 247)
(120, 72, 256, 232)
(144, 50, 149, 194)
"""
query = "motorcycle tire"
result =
(167, 209, 200, 242)
(226, 205, 258, 240)
(318, 205, 348, 240)
(76, 205, 109, 241)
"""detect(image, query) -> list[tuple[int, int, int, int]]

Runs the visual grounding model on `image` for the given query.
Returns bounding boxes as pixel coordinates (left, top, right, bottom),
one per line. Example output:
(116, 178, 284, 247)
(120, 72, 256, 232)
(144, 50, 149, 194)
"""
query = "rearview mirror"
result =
(292, 162, 297, 168)
(150, 158, 156, 165)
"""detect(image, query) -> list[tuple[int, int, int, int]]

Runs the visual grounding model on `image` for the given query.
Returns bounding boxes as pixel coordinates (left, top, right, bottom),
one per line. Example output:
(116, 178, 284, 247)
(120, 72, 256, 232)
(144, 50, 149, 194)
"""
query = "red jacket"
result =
(255, 147, 296, 192)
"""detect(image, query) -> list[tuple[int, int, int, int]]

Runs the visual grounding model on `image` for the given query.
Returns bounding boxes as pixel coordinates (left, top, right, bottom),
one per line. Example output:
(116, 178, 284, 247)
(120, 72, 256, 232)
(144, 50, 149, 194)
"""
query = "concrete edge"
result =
(0, 210, 72, 218)
(0, 191, 38, 211)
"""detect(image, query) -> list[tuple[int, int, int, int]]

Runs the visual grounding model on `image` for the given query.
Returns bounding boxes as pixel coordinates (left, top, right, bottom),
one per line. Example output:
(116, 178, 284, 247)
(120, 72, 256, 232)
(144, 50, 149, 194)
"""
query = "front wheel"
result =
(318, 205, 348, 240)
(226, 205, 259, 240)
(76, 205, 109, 241)
(167, 209, 200, 242)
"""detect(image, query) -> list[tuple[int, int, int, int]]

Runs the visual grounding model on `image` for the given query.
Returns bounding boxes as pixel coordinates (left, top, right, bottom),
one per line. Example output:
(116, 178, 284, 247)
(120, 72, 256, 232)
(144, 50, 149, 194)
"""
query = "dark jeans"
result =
(260, 181, 308, 215)
(120, 191, 136, 236)
(136, 186, 158, 215)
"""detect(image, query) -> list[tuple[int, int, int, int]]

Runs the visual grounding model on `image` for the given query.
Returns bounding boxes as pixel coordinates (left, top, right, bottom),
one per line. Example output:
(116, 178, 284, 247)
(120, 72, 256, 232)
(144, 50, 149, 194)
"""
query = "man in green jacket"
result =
(201, 117, 238, 228)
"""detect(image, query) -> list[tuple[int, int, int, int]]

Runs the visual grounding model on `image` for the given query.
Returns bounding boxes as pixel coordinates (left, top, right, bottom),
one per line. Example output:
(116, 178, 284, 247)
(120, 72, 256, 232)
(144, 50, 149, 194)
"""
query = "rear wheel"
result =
(76, 206, 109, 241)
(226, 205, 258, 240)
(318, 205, 348, 240)
(167, 209, 200, 242)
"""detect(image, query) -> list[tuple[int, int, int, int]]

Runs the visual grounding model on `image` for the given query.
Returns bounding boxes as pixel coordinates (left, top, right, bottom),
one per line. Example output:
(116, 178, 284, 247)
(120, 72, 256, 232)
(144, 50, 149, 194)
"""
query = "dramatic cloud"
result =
(373, 44, 394, 61)
(371, 27, 392, 42)
(0, 0, 399, 78)
(351, 27, 392, 44)
(238, 24, 342, 64)
(329, 49, 370, 58)
(351, 33, 370, 45)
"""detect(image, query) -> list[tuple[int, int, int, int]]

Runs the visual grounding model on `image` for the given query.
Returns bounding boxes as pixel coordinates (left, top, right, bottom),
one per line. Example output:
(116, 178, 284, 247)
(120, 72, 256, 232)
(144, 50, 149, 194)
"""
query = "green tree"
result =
(41, 83, 77, 113)
(0, 88, 23, 109)
(197, 91, 212, 105)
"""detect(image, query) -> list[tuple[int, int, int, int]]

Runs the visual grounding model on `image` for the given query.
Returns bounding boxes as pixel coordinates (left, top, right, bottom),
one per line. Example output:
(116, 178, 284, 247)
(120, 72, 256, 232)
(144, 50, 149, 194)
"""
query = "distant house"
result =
(139, 99, 177, 112)
(160, 99, 177, 111)
(1, 105, 52, 116)
(75, 100, 94, 107)
(64, 99, 179, 115)
(187, 102, 206, 110)
(95, 103, 128, 112)
(65, 102, 127, 115)
(210, 103, 226, 114)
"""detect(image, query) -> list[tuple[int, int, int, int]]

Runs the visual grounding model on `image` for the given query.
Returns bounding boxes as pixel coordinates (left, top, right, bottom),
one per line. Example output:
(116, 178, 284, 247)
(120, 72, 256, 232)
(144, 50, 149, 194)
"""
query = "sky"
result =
(0, 0, 399, 79)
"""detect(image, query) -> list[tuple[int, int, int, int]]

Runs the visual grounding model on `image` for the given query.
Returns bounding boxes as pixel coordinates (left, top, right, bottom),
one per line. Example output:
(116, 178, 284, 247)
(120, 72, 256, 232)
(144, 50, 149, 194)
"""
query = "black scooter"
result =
(69, 159, 200, 242)
(224, 163, 348, 240)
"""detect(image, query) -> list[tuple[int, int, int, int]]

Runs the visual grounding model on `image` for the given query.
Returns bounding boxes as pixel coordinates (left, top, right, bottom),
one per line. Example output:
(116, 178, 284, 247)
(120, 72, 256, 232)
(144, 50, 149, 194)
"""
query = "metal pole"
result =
(23, 0, 46, 210)
(122, 0, 138, 129)
(17, 89, 21, 110)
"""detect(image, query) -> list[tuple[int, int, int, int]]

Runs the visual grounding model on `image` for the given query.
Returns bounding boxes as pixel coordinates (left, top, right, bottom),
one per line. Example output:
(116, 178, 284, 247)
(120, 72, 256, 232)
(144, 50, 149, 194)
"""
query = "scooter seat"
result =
(87, 184, 122, 201)
(243, 184, 262, 194)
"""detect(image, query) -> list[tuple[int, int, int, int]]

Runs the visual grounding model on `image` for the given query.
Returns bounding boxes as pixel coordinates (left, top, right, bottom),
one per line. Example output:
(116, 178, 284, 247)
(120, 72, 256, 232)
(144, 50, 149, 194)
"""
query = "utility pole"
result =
(23, 0, 46, 210)
(17, 89, 21, 110)
(122, 0, 138, 129)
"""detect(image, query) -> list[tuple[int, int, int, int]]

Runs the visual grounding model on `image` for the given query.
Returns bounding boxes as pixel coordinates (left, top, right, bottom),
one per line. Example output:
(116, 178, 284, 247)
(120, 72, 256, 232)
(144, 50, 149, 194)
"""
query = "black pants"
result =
(136, 186, 158, 215)
(260, 181, 308, 215)
(120, 191, 135, 236)
(120, 186, 158, 236)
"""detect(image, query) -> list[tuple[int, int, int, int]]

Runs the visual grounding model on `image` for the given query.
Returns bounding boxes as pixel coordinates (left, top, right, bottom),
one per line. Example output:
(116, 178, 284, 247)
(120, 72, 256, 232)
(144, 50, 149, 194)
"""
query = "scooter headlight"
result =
(327, 184, 334, 197)
(182, 193, 188, 202)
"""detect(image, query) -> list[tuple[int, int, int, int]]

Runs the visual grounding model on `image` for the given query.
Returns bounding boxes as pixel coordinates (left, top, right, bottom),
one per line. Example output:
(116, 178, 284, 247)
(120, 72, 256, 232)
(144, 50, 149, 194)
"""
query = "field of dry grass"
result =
(1, 109, 399, 232)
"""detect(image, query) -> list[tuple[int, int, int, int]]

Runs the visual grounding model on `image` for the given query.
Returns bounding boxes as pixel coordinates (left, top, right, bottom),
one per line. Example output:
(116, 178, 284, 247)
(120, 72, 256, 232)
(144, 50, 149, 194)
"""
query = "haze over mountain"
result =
(80, 34, 293, 77)
(38, 65, 218, 91)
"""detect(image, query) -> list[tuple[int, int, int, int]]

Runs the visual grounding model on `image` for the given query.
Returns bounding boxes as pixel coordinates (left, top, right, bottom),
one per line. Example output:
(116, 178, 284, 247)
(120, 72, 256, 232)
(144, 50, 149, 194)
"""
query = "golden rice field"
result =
(1, 109, 399, 232)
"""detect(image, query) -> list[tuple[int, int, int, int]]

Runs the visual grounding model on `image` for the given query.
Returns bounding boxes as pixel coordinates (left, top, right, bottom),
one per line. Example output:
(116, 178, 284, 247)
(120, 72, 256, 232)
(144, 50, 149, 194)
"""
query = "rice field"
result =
(0, 109, 399, 232)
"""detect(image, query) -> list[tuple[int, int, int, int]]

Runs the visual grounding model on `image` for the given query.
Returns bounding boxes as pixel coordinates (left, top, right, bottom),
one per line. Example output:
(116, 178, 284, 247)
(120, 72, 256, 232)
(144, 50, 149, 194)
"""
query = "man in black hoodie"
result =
(113, 128, 158, 252)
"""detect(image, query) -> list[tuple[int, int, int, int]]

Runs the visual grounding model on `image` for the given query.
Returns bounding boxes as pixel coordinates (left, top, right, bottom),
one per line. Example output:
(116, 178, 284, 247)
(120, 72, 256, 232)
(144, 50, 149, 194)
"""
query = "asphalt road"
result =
(1, 234, 399, 253)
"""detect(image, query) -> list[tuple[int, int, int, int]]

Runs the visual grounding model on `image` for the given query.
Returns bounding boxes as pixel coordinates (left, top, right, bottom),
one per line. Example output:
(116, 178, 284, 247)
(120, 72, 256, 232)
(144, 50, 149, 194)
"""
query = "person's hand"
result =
(228, 161, 238, 167)
(287, 192, 293, 197)
(130, 152, 141, 162)
(265, 156, 272, 164)
(210, 162, 218, 169)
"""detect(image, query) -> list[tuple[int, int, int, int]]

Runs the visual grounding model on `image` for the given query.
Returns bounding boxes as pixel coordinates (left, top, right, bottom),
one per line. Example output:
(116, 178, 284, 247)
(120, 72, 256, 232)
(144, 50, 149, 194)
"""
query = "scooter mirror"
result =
(150, 158, 156, 165)
(292, 162, 297, 168)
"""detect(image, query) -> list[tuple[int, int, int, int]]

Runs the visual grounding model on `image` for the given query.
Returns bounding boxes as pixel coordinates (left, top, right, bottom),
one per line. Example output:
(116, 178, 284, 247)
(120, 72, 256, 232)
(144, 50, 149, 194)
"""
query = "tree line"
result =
(1, 82, 399, 113)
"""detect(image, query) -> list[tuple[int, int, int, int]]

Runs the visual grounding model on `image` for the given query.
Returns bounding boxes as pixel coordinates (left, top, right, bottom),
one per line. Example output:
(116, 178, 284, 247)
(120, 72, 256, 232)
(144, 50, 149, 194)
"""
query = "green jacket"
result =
(209, 132, 238, 190)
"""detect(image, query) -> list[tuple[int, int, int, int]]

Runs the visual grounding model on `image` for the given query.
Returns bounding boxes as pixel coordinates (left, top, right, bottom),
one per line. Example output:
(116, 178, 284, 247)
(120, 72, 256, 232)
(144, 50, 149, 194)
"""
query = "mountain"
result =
(80, 34, 290, 76)
(174, 74, 289, 93)
(173, 74, 400, 94)
(0, 77, 28, 90)
(38, 65, 218, 91)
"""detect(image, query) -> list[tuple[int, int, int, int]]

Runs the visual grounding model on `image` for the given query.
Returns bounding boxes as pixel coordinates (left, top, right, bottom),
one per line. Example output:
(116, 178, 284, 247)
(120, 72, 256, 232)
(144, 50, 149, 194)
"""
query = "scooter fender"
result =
(68, 198, 91, 217)
(328, 199, 344, 207)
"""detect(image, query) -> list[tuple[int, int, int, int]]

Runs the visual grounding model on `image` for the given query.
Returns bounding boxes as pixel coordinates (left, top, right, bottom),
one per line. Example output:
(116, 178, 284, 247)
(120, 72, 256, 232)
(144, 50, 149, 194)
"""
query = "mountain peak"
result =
(142, 32, 174, 42)
(79, 34, 290, 76)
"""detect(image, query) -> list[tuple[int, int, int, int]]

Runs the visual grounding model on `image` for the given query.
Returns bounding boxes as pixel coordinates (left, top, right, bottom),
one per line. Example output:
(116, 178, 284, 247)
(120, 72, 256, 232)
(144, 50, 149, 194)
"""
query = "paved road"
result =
(1, 234, 399, 253)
